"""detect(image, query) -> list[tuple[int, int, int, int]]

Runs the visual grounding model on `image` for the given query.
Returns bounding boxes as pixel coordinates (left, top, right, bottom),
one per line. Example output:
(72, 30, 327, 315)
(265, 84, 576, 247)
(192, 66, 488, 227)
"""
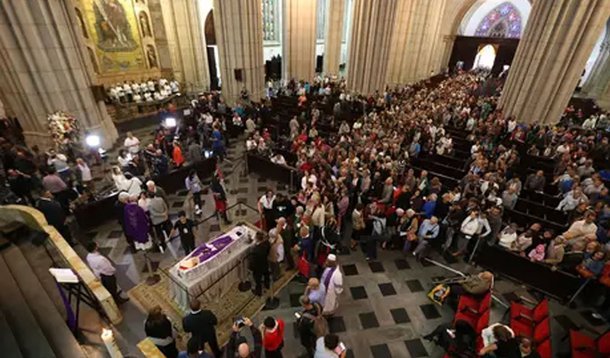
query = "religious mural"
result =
(79, 0, 146, 72)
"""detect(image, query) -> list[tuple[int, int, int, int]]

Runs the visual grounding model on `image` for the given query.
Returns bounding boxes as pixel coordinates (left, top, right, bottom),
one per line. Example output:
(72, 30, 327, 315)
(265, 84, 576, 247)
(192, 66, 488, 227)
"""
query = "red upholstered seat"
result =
(475, 335, 484, 352)
(454, 311, 478, 329)
(533, 317, 551, 343)
(570, 329, 597, 358)
(512, 316, 550, 344)
(458, 292, 492, 315)
(599, 331, 610, 355)
(537, 338, 552, 358)
(511, 318, 533, 338)
(510, 298, 549, 324)
(475, 310, 490, 334)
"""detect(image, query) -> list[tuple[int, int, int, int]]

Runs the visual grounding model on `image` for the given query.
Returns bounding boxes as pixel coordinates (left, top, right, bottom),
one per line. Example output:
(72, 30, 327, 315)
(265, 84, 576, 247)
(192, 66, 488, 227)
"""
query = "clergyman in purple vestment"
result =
(124, 202, 151, 250)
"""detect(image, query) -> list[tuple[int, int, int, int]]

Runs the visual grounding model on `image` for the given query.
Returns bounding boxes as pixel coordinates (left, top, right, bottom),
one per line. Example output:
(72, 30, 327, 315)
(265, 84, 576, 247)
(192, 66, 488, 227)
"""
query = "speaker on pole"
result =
(234, 69, 243, 82)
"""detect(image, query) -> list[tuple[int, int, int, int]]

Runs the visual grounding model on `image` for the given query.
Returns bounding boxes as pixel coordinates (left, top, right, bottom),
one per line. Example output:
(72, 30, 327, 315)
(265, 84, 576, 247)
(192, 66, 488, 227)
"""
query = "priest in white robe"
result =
(321, 254, 343, 316)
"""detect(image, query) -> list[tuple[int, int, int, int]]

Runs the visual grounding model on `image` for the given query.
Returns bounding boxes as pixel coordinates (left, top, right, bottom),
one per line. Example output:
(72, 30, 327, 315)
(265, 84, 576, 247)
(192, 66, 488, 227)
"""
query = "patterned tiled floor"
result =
(72, 128, 609, 357)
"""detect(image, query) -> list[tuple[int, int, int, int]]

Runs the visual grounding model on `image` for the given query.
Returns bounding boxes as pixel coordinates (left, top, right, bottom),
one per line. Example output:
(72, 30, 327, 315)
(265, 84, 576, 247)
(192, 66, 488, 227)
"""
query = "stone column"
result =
(596, 81, 610, 110)
(147, 0, 173, 71)
(499, 0, 610, 125)
(347, 0, 397, 94)
(323, 0, 346, 76)
(386, 0, 447, 86)
(0, 0, 118, 149)
(159, 0, 209, 93)
(283, 0, 318, 81)
(582, 23, 610, 98)
(213, 0, 265, 104)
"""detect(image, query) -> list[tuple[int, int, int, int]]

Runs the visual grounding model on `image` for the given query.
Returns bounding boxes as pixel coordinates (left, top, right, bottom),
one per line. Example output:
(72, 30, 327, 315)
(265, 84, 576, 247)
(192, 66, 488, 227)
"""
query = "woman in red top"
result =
(172, 141, 184, 167)
(261, 316, 285, 358)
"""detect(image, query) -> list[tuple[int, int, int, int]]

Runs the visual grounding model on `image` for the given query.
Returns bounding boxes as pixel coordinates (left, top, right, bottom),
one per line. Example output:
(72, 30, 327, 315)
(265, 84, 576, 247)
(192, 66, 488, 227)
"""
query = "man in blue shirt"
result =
(422, 193, 438, 218)
(211, 124, 225, 161)
(414, 216, 440, 260)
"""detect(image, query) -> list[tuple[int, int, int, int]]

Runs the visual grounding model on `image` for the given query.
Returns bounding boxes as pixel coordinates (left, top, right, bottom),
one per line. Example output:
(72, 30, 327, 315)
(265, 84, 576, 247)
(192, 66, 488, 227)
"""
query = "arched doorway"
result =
(204, 11, 221, 90)
(447, 0, 530, 75)
(473, 44, 497, 70)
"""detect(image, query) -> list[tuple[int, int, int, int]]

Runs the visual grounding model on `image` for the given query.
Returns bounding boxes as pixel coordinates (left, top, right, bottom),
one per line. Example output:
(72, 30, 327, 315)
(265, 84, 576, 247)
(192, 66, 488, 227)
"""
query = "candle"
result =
(101, 328, 123, 358)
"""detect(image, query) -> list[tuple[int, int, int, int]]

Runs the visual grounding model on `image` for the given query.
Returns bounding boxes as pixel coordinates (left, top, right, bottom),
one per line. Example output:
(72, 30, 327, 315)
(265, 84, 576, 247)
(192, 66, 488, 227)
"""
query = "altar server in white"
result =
(320, 254, 343, 316)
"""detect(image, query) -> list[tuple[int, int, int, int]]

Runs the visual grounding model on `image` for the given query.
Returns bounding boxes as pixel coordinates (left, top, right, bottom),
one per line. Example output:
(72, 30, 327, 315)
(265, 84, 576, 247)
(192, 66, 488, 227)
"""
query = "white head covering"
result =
(327, 254, 337, 261)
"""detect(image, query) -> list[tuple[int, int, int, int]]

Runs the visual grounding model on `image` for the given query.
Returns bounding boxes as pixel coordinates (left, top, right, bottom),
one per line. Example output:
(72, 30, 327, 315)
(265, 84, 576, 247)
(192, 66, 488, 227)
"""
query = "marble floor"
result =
(66, 130, 608, 358)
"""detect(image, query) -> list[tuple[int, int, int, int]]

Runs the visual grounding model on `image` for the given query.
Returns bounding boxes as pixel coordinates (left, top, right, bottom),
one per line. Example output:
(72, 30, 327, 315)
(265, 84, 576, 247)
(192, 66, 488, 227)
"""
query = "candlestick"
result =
(101, 328, 123, 358)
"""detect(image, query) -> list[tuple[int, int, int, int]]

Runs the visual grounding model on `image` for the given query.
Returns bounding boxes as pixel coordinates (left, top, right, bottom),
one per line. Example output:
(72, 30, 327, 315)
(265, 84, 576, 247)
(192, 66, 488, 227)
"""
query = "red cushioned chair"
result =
(511, 317, 551, 344)
(458, 291, 492, 317)
(475, 309, 490, 334)
(510, 297, 549, 325)
(474, 312, 490, 354)
(570, 329, 610, 358)
(536, 338, 552, 358)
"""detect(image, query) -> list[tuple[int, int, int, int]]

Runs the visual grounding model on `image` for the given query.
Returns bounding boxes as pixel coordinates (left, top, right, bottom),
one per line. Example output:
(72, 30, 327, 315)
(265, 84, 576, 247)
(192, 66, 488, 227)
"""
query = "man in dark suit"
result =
(250, 232, 271, 296)
(182, 299, 222, 357)
(36, 190, 76, 245)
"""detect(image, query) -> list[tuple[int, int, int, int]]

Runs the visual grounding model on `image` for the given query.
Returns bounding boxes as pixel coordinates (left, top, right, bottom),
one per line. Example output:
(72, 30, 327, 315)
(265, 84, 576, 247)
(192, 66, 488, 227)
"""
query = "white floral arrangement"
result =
(47, 111, 80, 147)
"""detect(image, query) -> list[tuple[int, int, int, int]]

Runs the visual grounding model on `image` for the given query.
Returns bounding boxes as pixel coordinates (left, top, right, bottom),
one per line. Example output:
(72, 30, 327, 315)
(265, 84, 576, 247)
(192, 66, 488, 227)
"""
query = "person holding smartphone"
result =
(314, 334, 346, 358)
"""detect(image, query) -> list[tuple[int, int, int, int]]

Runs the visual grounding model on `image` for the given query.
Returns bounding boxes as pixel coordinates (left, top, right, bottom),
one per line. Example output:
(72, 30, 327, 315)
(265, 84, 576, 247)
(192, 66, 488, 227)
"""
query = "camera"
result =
(234, 316, 245, 328)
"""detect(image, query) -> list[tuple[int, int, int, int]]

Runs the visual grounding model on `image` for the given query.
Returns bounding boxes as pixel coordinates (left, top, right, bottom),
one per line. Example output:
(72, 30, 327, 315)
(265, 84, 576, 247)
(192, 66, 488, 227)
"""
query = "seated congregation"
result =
(243, 71, 610, 357)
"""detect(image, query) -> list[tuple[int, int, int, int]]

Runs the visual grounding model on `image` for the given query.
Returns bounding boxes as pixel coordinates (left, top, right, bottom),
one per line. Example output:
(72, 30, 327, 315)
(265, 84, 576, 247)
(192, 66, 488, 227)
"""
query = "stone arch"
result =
(204, 10, 216, 45)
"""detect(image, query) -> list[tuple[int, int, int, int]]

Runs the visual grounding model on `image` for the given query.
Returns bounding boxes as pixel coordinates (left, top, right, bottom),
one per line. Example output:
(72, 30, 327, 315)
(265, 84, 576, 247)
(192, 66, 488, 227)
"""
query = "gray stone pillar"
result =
(347, 0, 397, 94)
(283, 0, 318, 81)
(387, 0, 447, 85)
(159, 0, 210, 93)
(499, 0, 610, 124)
(213, 0, 265, 104)
(0, 0, 118, 149)
(323, 0, 346, 76)
(582, 21, 610, 99)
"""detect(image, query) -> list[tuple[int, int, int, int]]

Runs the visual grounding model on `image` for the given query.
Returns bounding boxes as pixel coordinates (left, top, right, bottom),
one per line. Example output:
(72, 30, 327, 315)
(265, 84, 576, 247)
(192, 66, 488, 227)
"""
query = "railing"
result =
(0, 205, 122, 324)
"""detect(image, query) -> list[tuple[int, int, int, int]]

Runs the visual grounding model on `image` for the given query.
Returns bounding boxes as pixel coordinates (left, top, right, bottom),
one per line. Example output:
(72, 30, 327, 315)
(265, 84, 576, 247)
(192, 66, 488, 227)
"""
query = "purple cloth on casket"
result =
(189, 235, 234, 263)
(124, 203, 150, 243)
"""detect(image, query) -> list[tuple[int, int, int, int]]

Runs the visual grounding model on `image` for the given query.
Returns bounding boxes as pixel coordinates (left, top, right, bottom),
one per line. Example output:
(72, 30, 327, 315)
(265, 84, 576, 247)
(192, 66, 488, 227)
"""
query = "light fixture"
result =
(164, 117, 177, 128)
(85, 134, 101, 148)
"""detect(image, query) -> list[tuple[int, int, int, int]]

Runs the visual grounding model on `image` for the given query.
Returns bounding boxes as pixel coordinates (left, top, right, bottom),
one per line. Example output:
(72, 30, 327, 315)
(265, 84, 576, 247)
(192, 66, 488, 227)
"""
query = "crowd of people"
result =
(107, 78, 181, 104)
(2, 65, 610, 357)
(234, 71, 610, 357)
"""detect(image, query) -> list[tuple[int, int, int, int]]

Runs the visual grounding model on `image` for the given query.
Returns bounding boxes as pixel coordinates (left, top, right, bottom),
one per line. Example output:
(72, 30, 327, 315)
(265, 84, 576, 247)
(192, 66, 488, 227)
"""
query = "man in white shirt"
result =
(124, 132, 140, 154)
(258, 190, 276, 231)
(85, 242, 129, 304)
(170, 80, 180, 93)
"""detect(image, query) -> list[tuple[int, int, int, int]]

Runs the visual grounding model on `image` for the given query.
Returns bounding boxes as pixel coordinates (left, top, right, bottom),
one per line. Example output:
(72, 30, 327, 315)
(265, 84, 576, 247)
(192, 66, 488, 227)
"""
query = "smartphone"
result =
(294, 312, 302, 319)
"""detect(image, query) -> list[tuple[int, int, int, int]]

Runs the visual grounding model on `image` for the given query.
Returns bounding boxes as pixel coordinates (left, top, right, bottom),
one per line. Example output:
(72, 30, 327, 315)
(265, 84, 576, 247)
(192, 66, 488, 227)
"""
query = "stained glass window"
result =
(475, 2, 522, 38)
(262, 0, 279, 42)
